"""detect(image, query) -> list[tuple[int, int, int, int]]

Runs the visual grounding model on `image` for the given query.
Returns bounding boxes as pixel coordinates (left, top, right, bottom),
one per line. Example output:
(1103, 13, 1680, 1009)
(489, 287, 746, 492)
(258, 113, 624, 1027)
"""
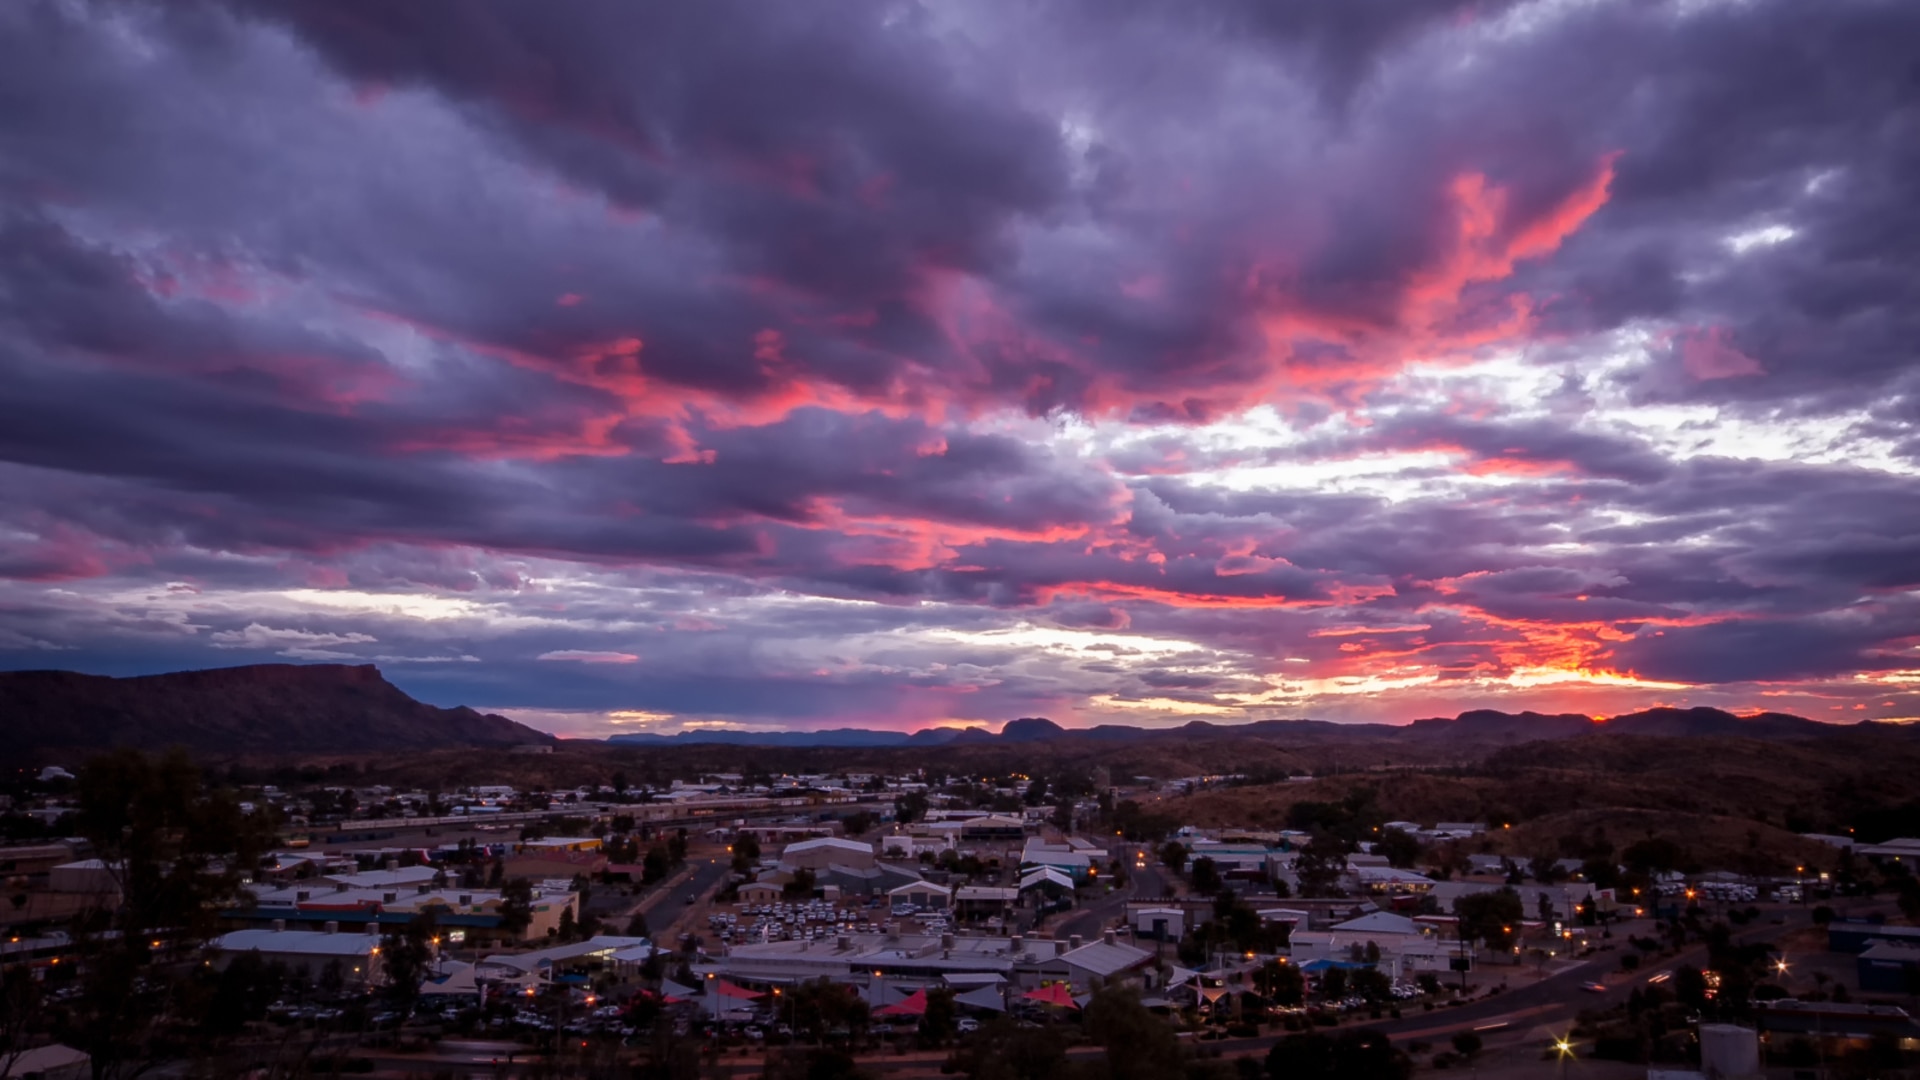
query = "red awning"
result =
(875, 989, 929, 1017)
(709, 979, 764, 1000)
(1023, 983, 1079, 1009)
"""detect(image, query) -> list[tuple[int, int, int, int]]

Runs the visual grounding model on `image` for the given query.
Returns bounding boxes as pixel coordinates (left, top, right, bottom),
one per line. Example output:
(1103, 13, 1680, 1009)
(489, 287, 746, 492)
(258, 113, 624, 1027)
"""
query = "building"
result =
(781, 838, 876, 873)
(1132, 907, 1186, 942)
(1855, 837, 1920, 871)
(0, 1042, 90, 1080)
(211, 926, 385, 984)
(702, 930, 1157, 998)
(737, 881, 784, 904)
(226, 880, 577, 943)
(1060, 934, 1160, 992)
(0, 844, 76, 881)
(953, 886, 1020, 921)
(1857, 942, 1920, 994)
(1756, 999, 1920, 1044)
(1827, 922, 1920, 955)
(958, 815, 1027, 842)
(888, 881, 951, 913)
(46, 860, 120, 902)
(1020, 839, 1095, 883)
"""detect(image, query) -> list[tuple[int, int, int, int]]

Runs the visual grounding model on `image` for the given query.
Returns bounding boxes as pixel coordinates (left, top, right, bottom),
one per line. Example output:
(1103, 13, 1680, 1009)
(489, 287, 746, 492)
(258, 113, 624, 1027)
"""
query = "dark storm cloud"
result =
(2, 0, 1919, 728)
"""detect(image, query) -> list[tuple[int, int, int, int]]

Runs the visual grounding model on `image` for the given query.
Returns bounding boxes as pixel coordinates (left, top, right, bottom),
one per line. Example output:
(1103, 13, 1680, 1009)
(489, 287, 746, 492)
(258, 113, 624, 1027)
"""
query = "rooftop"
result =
(215, 929, 379, 957)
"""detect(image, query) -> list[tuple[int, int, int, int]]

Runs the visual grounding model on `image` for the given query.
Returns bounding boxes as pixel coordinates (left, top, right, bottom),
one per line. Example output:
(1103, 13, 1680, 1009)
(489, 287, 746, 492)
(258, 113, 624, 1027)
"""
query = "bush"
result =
(1620, 953, 1641, 971)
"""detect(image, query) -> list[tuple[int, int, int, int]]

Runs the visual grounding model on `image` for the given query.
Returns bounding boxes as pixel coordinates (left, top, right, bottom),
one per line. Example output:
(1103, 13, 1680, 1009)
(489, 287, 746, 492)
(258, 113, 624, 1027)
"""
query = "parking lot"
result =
(705, 898, 954, 947)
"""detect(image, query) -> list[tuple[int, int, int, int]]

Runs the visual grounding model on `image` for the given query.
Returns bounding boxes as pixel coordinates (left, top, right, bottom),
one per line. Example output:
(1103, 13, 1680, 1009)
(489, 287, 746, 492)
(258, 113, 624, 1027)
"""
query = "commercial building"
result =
(211, 926, 385, 985)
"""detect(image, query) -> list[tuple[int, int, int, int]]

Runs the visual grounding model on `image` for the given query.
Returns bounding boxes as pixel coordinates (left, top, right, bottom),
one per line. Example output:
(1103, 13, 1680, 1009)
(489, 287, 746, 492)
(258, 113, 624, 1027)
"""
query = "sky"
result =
(2, 0, 1919, 738)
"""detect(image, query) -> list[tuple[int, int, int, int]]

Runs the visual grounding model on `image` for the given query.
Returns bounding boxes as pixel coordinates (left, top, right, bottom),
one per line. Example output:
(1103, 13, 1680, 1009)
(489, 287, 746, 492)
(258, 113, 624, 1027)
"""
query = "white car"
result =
(956, 1018, 980, 1034)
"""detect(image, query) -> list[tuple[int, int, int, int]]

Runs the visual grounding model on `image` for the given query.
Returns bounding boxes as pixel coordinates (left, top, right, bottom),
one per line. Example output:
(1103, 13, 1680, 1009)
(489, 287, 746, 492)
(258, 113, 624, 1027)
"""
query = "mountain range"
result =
(606, 705, 1874, 748)
(1, 661, 1902, 761)
(0, 663, 553, 760)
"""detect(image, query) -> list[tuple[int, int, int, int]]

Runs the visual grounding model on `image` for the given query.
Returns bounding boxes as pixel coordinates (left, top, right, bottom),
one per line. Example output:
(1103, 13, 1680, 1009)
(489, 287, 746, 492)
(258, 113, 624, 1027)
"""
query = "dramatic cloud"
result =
(3, 0, 1918, 733)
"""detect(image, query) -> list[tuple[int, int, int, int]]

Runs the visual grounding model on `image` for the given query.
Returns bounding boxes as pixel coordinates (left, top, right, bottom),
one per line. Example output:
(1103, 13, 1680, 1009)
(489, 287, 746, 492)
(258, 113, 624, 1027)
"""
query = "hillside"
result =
(1164, 731, 1920, 872)
(0, 664, 553, 761)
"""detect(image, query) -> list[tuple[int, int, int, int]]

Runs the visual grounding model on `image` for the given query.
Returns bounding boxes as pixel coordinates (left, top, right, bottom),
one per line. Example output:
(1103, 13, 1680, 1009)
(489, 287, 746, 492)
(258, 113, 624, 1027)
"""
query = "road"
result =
(1054, 863, 1162, 943)
(642, 855, 733, 942)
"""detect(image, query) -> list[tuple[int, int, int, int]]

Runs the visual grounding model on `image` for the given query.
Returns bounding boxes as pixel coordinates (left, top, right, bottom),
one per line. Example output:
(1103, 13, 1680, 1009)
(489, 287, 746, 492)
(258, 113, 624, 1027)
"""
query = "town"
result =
(4, 750, 1919, 1079)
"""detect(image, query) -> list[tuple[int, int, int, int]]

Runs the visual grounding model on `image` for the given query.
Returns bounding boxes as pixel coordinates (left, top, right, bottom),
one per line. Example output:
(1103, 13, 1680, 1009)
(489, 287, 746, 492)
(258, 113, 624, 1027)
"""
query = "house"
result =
(1426, 881, 1594, 921)
(1330, 911, 1424, 937)
(1132, 907, 1186, 942)
(211, 926, 385, 984)
(737, 881, 784, 904)
(1353, 866, 1435, 896)
(889, 881, 952, 913)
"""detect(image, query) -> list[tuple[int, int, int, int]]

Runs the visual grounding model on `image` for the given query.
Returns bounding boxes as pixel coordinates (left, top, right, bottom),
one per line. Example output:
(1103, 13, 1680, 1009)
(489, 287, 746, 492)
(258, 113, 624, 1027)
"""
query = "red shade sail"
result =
(874, 989, 929, 1016)
(1023, 983, 1079, 1008)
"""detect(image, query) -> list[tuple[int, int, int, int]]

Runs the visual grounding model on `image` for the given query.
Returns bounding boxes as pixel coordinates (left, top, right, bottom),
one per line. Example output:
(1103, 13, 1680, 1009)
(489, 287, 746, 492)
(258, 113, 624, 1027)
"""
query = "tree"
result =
(1258, 959, 1305, 1006)
(731, 831, 763, 873)
(1350, 967, 1393, 1003)
(956, 1017, 1067, 1080)
(842, 812, 874, 837)
(1673, 964, 1709, 1011)
(784, 868, 818, 899)
(917, 987, 956, 1048)
(64, 748, 275, 1079)
(1082, 986, 1182, 1080)
(1375, 828, 1423, 869)
(1455, 887, 1525, 952)
(1266, 1030, 1410, 1080)
(499, 877, 536, 937)
(1451, 1031, 1483, 1061)
(1294, 832, 1349, 898)
(643, 845, 672, 884)
(626, 911, 650, 937)
(380, 911, 438, 1016)
(1319, 967, 1348, 1002)
(1160, 841, 1188, 874)
(896, 790, 930, 825)
(1190, 856, 1222, 895)
(556, 905, 577, 941)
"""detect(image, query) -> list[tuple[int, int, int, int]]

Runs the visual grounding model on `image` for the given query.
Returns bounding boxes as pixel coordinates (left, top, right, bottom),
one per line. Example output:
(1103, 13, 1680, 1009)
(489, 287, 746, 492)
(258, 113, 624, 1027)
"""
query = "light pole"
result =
(1554, 1035, 1574, 1079)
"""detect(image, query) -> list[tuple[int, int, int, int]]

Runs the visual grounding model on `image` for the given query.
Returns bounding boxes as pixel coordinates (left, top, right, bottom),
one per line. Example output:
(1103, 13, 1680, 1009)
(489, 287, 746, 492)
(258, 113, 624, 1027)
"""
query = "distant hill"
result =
(607, 706, 1864, 748)
(0, 664, 553, 760)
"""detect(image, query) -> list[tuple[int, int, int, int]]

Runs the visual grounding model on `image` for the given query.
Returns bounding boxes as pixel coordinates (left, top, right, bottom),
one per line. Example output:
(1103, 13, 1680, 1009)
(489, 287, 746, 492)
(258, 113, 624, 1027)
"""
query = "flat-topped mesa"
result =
(0, 663, 552, 759)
